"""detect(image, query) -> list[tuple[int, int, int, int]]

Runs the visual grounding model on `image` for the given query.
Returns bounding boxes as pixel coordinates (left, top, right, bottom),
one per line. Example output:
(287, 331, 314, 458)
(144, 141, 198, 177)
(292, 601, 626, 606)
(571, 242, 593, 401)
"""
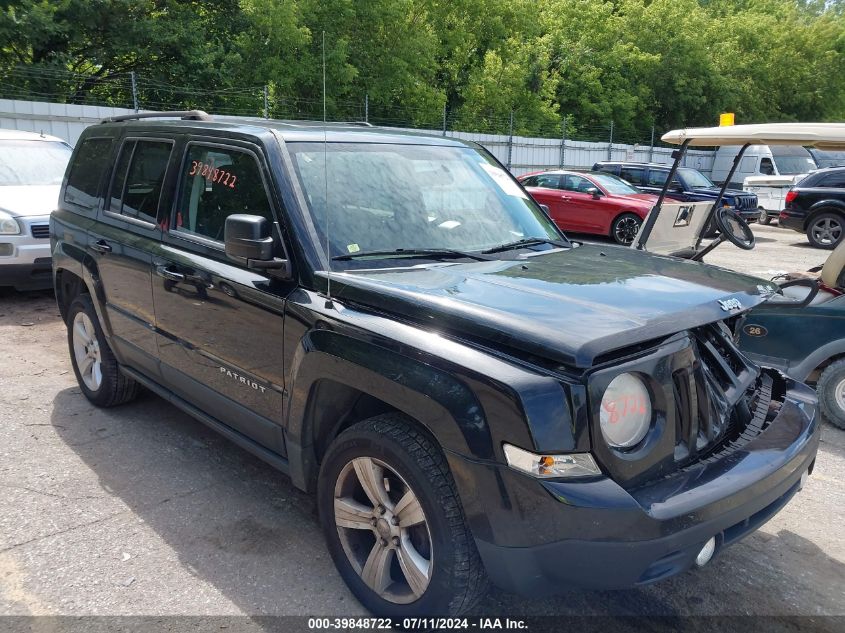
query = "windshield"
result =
(678, 168, 714, 188)
(773, 155, 816, 175)
(288, 142, 563, 263)
(0, 140, 72, 186)
(589, 172, 639, 194)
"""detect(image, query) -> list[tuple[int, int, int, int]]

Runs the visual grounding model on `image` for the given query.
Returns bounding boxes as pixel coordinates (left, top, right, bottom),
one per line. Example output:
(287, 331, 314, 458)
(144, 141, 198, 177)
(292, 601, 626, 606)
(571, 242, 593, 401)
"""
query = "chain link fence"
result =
(0, 66, 716, 174)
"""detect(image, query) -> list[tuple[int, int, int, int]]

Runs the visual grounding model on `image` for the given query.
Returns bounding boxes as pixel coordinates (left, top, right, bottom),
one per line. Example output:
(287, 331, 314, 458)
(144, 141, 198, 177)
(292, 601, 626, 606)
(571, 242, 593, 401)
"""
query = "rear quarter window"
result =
(64, 138, 114, 210)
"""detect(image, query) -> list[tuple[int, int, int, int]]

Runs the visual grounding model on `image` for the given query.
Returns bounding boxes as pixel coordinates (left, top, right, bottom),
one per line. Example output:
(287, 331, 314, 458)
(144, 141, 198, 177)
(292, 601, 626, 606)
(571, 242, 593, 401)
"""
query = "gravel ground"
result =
(0, 222, 843, 626)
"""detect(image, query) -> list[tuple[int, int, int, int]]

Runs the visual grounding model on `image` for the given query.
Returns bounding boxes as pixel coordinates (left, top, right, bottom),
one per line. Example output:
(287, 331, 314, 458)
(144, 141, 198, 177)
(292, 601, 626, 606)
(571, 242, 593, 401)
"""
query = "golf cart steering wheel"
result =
(715, 207, 755, 250)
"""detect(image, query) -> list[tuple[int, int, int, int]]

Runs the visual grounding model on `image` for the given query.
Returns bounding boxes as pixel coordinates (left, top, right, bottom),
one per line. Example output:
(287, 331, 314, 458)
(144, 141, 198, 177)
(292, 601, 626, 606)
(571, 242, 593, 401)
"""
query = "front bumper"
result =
(448, 378, 819, 595)
(0, 215, 52, 289)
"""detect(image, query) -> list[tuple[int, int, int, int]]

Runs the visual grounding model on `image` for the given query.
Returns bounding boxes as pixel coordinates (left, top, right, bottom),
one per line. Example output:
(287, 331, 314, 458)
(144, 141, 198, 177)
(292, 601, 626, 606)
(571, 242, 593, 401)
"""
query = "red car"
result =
(518, 170, 665, 244)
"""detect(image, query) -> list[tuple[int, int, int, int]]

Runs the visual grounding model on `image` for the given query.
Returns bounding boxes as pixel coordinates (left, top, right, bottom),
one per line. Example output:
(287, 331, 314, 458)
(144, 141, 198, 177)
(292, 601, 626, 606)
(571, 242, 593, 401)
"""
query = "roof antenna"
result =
(322, 30, 333, 309)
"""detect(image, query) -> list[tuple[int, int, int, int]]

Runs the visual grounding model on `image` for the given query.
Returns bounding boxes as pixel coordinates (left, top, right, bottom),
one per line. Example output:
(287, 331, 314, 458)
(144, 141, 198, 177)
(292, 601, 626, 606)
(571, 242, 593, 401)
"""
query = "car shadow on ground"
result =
(49, 387, 845, 622)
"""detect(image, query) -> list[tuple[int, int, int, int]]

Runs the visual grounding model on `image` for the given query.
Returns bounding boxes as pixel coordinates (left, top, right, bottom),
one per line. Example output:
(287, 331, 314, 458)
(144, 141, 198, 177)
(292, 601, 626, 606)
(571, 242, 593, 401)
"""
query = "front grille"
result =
(734, 195, 758, 211)
(30, 223, 50, 239)
(672, 322, 763, 465)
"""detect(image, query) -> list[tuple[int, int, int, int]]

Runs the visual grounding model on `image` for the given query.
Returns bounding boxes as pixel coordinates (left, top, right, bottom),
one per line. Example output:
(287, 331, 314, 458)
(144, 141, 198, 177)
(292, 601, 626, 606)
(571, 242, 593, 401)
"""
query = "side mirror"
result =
(224, 214, 290, 274)
(586, 187, 602, 198)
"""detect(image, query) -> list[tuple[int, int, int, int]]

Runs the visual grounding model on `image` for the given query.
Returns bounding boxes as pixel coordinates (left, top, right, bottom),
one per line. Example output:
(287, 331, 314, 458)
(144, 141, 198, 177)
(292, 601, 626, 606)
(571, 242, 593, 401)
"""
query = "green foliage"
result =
(0, 0, 843, 135)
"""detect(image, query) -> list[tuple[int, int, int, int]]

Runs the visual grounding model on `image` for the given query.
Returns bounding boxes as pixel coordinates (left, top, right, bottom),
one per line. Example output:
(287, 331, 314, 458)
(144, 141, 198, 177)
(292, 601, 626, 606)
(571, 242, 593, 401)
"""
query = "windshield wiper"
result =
(332, 248, 491, 262)
(481, 237, 569, 254)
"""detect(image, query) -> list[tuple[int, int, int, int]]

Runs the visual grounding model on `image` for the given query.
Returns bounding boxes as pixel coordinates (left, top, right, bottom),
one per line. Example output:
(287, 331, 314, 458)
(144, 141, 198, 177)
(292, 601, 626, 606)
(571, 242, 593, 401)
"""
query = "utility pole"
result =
(364, 93, 369, 123)
(263, 85, 269, 119)
(608, 120, 614, 160)
(442, 103, 447, 136)
(649, 125, 655, 162)
(507, 111, 514, 170)
(559, 115, 569, 168)
(130, 71, 139, 112)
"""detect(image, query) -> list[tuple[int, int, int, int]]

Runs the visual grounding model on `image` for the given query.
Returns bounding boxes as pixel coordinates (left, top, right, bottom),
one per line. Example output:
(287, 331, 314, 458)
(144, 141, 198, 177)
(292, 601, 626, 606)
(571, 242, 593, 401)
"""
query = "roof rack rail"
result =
(101, 110, 212, 123)
(348, 121, 374, 127)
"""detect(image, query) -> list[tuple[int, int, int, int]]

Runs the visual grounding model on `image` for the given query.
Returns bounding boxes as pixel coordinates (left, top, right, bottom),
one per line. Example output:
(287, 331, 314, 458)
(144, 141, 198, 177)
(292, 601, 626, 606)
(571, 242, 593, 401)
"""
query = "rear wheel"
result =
(67, 294, 139, 407)
(611, 213, 642, 245)
(318, 413, 488, 616)
(818, 360, 845, 430)
(806, 212, 843, 249)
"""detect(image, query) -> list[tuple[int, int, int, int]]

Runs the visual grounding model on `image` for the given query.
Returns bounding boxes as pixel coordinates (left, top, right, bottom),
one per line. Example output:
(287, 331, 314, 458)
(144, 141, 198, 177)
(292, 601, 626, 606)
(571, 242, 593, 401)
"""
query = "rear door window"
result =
(108, 139, 173, 224)
(534, 174, 561, 189)
(64, 138, 114, 210)
(620, 166, 645, 186)
(174, 144, 275, 244)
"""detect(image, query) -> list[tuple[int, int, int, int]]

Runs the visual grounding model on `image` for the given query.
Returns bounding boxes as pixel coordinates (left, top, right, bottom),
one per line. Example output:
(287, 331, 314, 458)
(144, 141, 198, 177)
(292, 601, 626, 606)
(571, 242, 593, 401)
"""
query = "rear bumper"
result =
(778, 210, 805, 233)
(450, 378, 819, 595)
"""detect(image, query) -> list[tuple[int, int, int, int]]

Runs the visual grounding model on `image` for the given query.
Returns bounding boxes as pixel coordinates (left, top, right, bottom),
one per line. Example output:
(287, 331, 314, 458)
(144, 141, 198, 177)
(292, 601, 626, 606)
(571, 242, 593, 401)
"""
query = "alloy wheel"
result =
(811, 217, 842, 246)
(333, 456, 433, 604)
(614, 216, 641, 244)
(835, 377, 845, 415)
(72, 311, 102, 391)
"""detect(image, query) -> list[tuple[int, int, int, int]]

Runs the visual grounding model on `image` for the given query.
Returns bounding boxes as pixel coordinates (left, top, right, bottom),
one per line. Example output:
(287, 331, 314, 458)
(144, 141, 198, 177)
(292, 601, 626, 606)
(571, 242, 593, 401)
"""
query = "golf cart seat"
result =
(777, 238, 845, 306)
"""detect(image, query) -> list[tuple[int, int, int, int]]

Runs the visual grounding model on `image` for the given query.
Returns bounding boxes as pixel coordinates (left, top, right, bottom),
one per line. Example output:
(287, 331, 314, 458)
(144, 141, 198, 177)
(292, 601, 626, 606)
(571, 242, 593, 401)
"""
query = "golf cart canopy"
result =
(661, 123, 845, 150)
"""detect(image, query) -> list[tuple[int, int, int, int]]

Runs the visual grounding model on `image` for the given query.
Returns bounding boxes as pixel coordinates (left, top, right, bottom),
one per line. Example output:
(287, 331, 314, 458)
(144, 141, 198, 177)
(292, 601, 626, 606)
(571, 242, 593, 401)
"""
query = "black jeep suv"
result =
(51, 112, 819, 617)
(593, 161, 760, 224)
(779, 167, 845, 249)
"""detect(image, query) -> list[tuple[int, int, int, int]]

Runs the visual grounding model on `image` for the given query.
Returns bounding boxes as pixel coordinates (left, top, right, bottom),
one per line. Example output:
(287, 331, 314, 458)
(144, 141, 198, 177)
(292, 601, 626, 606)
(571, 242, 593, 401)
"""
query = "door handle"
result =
(560, 195, 572, 201)
(90, 239, 112, 253)
(155, 265, 185, 282)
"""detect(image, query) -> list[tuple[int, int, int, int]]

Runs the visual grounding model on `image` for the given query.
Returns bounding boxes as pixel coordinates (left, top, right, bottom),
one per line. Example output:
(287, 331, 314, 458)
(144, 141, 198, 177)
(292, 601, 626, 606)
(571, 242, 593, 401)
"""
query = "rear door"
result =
(521, 174, 563, 214)
(152, 138, 295, 454)
(88, 136, 174, 377)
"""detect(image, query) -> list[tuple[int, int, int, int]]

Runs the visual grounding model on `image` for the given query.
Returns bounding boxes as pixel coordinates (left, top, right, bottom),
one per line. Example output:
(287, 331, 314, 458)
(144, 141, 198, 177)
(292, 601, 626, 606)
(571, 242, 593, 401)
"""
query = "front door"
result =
(557, 173, 602, 233)
(152, 140, 295, 454)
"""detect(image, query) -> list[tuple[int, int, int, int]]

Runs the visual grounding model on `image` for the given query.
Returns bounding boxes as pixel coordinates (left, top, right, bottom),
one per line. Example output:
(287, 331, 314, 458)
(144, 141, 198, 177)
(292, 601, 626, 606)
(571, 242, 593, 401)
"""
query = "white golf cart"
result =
(634, 123, 845, 260)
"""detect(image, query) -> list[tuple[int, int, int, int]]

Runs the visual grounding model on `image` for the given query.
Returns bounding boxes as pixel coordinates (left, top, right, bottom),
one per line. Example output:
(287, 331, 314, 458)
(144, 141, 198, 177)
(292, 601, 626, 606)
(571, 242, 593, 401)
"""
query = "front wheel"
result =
(806, 212, 844, 249)
(318, 414, 488, 617)
(758, 208, 772, 225)
(818, 360, 845, 430)
(611, 212, 642, 245)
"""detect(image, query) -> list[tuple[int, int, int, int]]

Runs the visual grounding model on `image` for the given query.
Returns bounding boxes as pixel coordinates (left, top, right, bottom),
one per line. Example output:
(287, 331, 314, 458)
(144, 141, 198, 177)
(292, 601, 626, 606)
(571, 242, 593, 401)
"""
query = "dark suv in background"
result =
(593, 161, 760, 225)
(50, 112, 819, 617)
(780, 166, 845, 249)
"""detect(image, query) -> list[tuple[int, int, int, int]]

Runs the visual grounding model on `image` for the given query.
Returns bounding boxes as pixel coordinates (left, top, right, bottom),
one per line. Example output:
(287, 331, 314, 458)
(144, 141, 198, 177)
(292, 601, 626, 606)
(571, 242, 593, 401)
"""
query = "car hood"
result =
(328, 244, 777, 369)
(0, 185, 61, 218)
(690, 186, 752, 200)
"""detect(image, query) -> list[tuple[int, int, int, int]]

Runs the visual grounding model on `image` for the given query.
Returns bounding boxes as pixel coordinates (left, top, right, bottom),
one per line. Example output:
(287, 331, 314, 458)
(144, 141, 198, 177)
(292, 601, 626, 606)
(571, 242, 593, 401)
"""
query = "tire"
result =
(817, 360, 845, 430)
(611, 212, 642, 245)
(758, 208, 772, 225)
(66, 294, 139, 407)
(318, 413, 488, 617)
(806, 212, 844, 249)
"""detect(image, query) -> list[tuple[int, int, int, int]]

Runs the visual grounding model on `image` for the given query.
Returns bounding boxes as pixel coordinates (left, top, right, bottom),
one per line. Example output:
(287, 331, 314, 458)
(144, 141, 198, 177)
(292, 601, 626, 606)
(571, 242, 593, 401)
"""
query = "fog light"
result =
(0, 243, 12, 256)
(695, 537, 716, 567)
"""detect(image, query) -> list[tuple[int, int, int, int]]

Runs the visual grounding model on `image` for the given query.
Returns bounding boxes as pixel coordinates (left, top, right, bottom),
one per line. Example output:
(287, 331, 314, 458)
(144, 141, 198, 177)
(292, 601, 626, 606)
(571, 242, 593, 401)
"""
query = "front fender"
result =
(281, 295, 586, 492)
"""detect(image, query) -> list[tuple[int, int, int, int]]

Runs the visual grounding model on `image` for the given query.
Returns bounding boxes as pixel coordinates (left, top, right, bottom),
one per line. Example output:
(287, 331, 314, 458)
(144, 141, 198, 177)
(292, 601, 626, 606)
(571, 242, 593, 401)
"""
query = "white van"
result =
(711, 144, 817, 188)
